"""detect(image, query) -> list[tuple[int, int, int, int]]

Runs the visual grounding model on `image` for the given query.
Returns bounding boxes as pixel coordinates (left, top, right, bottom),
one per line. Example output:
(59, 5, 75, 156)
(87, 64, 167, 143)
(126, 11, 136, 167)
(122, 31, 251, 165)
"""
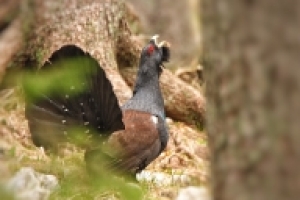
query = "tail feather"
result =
(25, 45, 124, 149)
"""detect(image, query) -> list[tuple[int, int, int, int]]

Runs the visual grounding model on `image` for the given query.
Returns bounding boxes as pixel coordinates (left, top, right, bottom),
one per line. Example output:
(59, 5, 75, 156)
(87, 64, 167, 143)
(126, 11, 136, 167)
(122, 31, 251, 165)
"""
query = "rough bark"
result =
(202, 0, 300, 200)
(0, 0, 20, 31)
(0, 0, 31, 82)
(18, 0, 205, 126)
(0, 19, 22, 81)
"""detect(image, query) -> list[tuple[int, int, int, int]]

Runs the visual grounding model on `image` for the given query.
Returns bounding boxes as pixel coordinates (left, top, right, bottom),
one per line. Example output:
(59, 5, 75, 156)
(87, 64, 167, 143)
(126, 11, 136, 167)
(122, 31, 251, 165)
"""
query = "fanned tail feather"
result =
(25, 45, 124, 150)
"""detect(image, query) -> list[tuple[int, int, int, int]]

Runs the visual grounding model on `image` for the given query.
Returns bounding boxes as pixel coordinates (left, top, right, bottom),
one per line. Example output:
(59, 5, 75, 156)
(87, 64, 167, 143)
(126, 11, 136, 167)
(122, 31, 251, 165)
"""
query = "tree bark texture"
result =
(0, 0, 20, 31)
(0, 0, 31, 82)
(18, 0, 205, 127)
(202, 0, 300, 200)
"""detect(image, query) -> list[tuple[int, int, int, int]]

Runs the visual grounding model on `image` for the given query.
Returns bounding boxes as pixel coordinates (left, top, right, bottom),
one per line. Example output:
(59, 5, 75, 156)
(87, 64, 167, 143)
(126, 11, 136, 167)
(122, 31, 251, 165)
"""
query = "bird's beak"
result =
(151, 35, 171, 49)
(151, 34, 159, 45)
(150, 35, 171, 70)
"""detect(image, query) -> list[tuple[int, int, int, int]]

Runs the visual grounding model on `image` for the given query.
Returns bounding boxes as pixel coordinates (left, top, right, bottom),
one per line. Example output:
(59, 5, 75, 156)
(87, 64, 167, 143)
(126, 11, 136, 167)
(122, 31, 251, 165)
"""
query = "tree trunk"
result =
(0, 0, 20, 31)
(0, 0, 33, 85)
(202, 0, 300, 200)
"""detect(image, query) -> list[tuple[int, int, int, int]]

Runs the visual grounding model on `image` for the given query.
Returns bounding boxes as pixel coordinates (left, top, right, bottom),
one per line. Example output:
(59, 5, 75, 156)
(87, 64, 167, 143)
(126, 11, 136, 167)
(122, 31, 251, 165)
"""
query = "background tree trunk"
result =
(202, 0, 300, 200)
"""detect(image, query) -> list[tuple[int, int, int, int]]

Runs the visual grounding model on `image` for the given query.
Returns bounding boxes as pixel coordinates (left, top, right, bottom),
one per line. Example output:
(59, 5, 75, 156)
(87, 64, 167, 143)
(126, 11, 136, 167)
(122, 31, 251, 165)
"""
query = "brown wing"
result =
(106, 109, 162, 173)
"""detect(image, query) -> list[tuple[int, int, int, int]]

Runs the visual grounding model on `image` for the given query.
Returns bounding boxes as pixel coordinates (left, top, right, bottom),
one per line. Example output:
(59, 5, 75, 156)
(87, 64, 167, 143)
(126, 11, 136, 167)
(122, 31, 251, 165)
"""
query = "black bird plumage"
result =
(25, 36, 170, 175)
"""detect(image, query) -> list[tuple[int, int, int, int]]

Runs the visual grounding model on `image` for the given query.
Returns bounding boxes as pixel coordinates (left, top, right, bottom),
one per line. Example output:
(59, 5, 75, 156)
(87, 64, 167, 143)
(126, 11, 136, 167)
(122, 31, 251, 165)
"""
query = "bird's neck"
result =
(122, 72, 165, 120)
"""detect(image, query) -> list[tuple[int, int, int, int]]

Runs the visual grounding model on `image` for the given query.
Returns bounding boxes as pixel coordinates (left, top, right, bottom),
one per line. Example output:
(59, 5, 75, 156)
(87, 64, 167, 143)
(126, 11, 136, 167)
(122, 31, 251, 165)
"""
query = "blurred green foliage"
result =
(0, 186, 14, 200)
(22, 58, 95, 103)
(17, 58, 147, 199)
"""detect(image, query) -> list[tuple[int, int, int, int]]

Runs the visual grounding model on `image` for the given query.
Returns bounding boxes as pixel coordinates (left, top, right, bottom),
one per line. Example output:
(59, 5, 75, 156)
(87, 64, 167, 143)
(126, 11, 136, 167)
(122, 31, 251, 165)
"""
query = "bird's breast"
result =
(107, 110, 160, 157)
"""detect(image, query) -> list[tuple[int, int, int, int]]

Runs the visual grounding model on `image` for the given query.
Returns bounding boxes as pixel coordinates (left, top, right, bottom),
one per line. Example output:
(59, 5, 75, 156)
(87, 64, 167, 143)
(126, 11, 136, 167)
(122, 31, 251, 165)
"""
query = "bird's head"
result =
(139, 35, 171, 76)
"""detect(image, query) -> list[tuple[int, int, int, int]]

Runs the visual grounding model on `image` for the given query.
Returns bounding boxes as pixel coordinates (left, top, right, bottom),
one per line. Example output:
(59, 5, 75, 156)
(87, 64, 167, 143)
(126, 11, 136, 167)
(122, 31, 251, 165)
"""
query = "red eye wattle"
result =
(147, 45, 155, 55)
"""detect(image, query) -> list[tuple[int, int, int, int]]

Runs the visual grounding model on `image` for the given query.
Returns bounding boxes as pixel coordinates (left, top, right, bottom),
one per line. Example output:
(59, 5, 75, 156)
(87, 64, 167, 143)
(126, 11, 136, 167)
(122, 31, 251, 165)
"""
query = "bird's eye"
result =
(147, 45, 155, 55)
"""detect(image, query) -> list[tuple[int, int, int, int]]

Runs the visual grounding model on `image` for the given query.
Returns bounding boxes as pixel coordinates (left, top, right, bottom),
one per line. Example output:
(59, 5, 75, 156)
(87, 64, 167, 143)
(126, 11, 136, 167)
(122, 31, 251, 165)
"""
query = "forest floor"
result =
(0, 87, 209, 199)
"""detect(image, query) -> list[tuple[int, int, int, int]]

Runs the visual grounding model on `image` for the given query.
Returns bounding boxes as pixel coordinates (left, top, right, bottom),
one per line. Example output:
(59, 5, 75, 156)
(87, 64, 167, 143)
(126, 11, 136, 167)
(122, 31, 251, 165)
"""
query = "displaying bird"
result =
(25, 35, 170, 176)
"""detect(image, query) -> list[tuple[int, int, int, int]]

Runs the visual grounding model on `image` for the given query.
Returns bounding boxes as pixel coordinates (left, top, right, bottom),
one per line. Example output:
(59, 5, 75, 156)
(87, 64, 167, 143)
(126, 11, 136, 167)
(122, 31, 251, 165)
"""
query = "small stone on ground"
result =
(6, 167, 58, 200)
